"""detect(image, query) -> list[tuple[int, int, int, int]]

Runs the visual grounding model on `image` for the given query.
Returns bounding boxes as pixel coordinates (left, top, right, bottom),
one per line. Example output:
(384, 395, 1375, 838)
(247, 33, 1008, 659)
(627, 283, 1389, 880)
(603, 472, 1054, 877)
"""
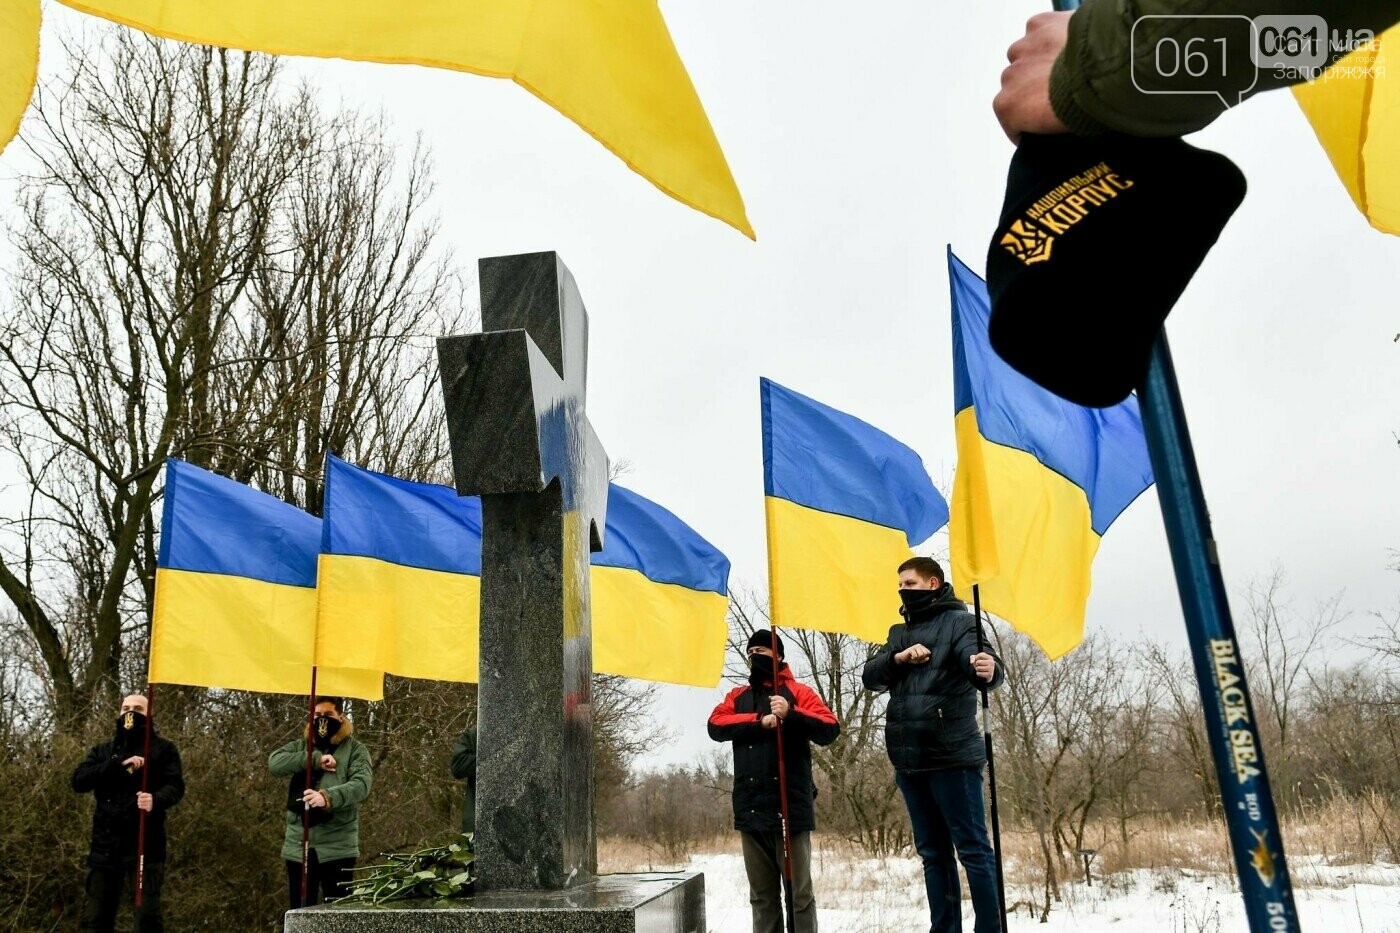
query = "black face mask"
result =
(899, 587, 940, 620)
(312, 714, 340, 750)
(115, 710, 146, 748)
(748, 653, 777, 687)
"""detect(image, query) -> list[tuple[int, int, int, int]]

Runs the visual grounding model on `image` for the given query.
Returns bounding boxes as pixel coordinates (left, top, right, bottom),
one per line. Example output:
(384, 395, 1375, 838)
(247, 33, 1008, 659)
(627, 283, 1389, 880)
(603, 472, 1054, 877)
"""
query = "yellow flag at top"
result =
(1, 0, 39, 157)
(57, 0, 753, 237)
(1294, 28, 1400, 236)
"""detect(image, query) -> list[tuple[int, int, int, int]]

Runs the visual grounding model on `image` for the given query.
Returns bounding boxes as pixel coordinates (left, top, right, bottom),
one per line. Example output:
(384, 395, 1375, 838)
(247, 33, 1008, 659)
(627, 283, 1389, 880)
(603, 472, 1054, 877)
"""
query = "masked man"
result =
(708, 631, 840, 933)
(863, 558, 1004, 933)
(269, 696, 373, 909)
(71, 693, 186, 933)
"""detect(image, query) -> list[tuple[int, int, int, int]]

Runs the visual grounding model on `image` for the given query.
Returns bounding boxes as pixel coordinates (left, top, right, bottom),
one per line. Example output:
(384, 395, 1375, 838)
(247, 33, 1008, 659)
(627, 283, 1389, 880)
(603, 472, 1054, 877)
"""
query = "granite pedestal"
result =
(283, 872, 704, 933)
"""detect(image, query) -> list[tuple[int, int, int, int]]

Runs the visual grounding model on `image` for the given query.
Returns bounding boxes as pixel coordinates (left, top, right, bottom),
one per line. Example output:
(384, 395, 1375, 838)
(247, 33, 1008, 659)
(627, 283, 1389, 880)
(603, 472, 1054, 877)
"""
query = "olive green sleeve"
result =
(1049, 0, 1400, 137)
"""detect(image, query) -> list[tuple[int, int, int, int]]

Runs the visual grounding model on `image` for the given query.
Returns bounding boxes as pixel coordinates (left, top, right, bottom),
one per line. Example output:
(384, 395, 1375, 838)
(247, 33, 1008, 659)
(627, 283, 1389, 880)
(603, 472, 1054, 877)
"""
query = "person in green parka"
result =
(269, 696, 373, 910)
(449, 727, 476, 835)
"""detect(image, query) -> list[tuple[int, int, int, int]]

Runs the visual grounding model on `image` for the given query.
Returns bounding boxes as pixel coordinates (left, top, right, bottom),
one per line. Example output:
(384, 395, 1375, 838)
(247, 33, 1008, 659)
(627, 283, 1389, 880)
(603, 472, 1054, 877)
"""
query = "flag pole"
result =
(1136, 338, 1298, 930)
(761, 495, 796, 933)
(133, 682, 155, 908)
(971, 585, 1007, 932)
(301, 666, 319, 907)
(769, 623, 796, 933)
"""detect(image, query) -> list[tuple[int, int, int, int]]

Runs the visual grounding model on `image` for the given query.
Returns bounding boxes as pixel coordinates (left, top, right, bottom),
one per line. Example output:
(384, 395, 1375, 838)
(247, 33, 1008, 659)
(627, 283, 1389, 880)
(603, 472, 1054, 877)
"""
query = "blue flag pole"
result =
(1026, 3, 1299, 930)
(1137, 339, 1298, 931)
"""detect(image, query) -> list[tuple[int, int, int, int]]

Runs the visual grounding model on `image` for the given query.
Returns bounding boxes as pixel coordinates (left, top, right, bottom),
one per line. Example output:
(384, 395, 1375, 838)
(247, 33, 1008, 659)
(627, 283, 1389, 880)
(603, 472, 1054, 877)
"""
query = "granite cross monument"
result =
(437, 251, 609, 891)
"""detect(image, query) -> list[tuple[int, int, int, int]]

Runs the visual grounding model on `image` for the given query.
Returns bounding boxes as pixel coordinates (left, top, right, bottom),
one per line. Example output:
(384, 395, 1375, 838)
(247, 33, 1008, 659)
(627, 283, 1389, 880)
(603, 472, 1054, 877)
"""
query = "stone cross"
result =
(437, 252, 609, 891)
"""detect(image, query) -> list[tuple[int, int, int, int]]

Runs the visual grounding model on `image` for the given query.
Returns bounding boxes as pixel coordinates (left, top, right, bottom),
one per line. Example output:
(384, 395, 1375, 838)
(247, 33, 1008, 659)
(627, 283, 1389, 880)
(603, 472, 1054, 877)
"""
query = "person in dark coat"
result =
(71, 692, 186, 933)
(449, 727, 476, 835)
(708, 631, 840, 933)
(862, 558, 1004, 933)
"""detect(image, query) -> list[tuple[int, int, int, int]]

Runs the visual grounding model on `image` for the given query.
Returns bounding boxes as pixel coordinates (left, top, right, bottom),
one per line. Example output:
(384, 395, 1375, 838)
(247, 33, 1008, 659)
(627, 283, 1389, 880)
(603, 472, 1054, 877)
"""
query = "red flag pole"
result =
(300, 666, 318, 907)
(768, 624, 794, 930)
(134, 682, 155, 907)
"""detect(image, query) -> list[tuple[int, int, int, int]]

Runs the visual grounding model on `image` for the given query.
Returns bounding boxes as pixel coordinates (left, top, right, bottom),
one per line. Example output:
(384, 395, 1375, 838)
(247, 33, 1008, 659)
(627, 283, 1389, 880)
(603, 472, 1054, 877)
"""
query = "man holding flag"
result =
(863, 558, 1002, 933)
(71, 693, 185, 933)
(708, 631, 839, 933)
(269, 697, 374, 910)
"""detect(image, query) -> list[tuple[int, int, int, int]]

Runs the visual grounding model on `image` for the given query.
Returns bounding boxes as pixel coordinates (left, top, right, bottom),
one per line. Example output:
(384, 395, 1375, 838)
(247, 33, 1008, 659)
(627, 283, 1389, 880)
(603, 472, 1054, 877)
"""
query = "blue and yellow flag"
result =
(1, 0, 39, 157)
(55, 0, 751, 238)
(316, 455, 483, 684)
(1294, 30, 1400, 236)
(761, 378, 949, 643)
(593, 484, 730, 688)
(948, 250, 1154, 659)
(316, 456, 731, 688)
(152, 459, 382, 699)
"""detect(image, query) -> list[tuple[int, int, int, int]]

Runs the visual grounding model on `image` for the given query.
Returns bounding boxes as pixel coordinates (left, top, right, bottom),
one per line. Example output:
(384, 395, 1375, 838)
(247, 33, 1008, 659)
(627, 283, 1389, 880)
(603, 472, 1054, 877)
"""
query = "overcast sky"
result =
(13, 2, 1400, 768)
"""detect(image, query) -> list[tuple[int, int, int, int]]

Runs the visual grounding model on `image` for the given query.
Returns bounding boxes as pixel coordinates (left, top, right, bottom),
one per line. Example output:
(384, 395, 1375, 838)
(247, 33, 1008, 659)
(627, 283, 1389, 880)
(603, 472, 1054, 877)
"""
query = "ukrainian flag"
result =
(55, 0, 751, 237)
(761, 378, 949, 643)
(316, 455, 483, 684)
(1294, 29, 1400, 235)
(151, 459, 382, 699)
(592, 484, 730, 688)
(316, 456, 731, 688)
(1, 0, 38, 157)
(948, 250, 1154, 659)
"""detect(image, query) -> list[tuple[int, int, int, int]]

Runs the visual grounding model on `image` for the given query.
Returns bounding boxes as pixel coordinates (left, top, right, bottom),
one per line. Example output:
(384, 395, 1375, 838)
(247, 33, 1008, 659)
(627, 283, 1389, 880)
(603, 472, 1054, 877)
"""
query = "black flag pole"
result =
(768, 623, 796, 933)
(300, 666, 319, 907)
(971, 585, 1007, 933)
(133, 682, 155, 908)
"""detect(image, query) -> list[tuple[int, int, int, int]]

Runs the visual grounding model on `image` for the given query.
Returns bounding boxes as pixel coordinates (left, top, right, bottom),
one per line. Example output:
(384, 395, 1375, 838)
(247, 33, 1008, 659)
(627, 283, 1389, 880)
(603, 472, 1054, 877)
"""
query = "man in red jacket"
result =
(708, 631, 840, 933)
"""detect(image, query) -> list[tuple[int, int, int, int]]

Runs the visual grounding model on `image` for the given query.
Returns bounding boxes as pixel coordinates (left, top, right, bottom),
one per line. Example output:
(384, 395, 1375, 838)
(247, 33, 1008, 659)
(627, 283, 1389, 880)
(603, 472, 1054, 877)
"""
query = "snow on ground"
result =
(688, 848, 1400, 932)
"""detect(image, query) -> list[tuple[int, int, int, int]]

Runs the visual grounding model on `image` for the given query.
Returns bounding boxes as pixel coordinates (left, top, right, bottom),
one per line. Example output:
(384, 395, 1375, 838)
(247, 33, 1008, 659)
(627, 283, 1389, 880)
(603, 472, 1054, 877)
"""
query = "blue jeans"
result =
(895, 767, 1000, 933)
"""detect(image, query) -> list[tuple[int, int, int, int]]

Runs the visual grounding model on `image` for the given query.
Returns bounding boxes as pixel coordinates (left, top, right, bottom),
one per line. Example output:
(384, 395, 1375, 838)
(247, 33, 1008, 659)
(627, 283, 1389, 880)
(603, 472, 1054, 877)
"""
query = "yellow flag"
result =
(57, 0, 753, 237)
(1, 0, 39, 157)
(1294, 29, 1400, 235)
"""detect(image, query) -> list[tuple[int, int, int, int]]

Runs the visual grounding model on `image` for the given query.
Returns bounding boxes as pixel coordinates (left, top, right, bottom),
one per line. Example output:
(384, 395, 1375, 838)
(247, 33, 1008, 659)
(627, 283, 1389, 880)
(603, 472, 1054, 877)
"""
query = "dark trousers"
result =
(81, 861, 165, 933)
(896, 767, 1000, 933)
(740, 830, 816, 933)
(285, 851, 356, 909)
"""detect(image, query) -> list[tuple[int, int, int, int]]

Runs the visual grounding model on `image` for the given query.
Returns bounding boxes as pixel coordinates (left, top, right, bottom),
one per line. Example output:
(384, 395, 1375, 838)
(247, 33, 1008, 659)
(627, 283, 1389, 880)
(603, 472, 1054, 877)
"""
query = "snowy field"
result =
(676, 848, 1400, 932)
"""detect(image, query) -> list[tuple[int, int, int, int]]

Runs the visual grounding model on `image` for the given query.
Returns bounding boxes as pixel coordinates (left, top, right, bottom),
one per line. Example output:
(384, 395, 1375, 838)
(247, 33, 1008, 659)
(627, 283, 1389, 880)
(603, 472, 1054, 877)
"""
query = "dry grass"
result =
(600, 793, 1400, 890)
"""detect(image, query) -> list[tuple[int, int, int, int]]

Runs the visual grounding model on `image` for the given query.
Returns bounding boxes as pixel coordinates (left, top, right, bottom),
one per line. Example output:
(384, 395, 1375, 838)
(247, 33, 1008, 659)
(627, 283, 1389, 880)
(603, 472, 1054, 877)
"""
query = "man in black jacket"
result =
(863, 558, 1003, 933)
(71, 693, 186, 933)
(709, 631, 840, 933)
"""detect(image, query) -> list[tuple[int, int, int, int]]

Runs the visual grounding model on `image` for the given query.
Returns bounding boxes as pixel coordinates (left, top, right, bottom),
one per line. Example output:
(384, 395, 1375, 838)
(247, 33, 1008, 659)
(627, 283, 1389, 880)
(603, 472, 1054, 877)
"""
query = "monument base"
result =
(284, 872, 704, 933)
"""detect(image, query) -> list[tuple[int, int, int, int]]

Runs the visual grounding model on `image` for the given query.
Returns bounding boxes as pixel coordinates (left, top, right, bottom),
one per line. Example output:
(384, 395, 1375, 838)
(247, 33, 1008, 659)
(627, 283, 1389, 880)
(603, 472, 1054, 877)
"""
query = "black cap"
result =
(746, 630, 785, 659)
(986, 134, 1246, 407)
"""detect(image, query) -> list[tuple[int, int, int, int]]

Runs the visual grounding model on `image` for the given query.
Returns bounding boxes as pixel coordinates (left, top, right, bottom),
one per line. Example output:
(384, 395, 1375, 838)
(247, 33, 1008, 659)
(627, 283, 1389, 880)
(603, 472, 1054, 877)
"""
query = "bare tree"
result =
(1242, 569, 1345, 806)
(0, 28, 467, 728)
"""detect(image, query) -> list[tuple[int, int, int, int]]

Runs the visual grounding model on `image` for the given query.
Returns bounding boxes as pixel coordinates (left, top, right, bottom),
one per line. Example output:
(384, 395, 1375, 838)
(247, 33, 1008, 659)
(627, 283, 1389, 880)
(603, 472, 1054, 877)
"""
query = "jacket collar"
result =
(304, 716, 354, 746)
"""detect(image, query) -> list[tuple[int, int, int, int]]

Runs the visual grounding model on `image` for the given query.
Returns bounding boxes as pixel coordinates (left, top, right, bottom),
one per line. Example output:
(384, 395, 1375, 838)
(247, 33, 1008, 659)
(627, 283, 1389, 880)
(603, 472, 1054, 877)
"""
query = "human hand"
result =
(769, 695, 790, 720)
(760, 714, 779, 730)
(896, 644, 932, 666)
(970, 652, 997, 682)
(319, 754, 337, 772)
(302, 789, 330, 809)
(993, 12, 1073, 143)
(136, 792, 153, 812)
(121, 756, 145, 772)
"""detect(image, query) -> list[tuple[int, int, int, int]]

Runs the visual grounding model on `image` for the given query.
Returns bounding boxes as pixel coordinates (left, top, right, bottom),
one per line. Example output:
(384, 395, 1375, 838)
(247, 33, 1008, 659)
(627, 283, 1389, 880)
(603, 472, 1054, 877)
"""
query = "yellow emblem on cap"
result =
(1001, 219, 1055, 266)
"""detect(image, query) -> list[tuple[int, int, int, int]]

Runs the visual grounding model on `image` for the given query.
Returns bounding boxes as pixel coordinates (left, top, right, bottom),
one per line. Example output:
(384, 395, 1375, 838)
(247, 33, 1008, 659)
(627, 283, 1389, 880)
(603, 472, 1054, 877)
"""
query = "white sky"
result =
(13, 2, 1400, 769)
